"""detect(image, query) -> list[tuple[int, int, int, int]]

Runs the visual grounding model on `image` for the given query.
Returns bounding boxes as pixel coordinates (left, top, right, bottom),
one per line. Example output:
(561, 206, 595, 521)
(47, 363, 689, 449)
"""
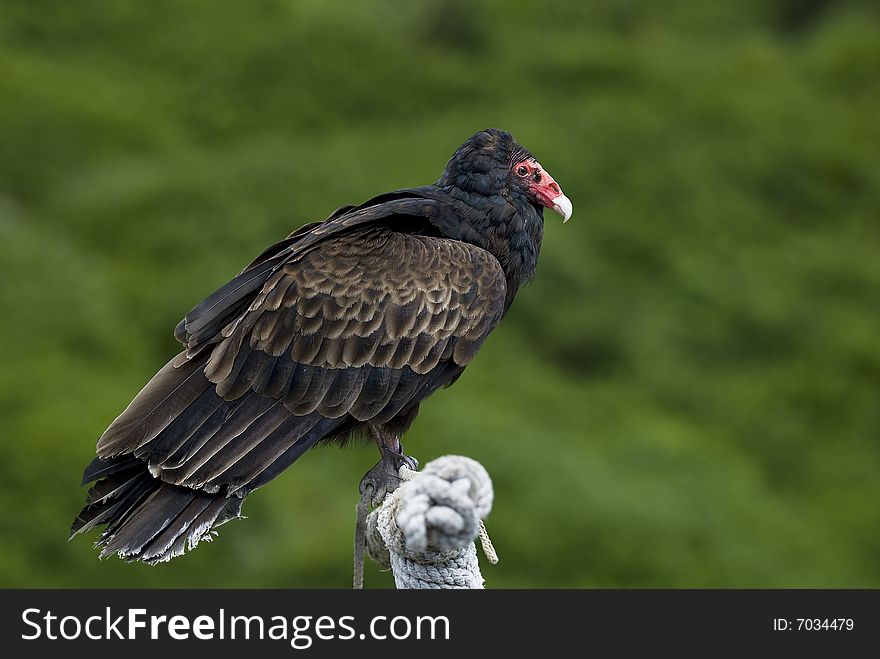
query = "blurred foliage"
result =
(1, 0, 879, 588)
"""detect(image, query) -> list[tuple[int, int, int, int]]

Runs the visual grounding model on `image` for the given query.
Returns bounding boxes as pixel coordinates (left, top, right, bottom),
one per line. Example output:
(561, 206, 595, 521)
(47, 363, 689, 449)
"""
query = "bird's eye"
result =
(516, 165, 528, 177)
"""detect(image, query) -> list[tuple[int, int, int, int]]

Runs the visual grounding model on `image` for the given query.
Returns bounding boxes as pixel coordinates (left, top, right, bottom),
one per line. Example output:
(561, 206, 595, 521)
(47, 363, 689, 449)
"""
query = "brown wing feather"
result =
(205, 225, 506, 420)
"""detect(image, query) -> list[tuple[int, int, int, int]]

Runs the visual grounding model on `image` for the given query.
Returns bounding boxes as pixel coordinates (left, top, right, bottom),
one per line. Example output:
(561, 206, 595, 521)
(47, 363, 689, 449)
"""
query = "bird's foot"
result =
(359, 447, 418, 507)
(353, 447, 418, 588)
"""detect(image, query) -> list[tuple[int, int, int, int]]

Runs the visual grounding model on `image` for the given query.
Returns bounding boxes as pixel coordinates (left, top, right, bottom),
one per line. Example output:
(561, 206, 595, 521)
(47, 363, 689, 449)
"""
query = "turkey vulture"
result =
(71, 128, 572, 564)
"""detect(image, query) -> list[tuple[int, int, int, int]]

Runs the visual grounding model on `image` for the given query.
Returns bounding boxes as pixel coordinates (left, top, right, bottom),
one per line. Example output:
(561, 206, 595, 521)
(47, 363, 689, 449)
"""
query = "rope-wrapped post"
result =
(364, 455, 497, 589)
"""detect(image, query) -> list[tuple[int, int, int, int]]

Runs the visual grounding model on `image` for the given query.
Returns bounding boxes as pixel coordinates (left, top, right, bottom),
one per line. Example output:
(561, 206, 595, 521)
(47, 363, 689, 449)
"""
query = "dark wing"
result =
(96, 224, 506, 498)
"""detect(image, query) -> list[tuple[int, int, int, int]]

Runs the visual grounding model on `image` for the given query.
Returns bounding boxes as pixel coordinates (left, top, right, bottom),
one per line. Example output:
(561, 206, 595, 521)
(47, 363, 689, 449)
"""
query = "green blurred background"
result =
(1, 0, 878, 588)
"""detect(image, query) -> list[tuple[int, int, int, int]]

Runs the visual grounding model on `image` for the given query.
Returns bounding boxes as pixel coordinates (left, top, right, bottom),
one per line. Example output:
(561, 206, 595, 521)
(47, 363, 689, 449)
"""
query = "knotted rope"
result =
(363, 455, 497, 589)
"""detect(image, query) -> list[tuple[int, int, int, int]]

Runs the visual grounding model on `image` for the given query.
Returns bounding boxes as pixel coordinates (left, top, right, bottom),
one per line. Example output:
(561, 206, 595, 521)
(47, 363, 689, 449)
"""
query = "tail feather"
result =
(138, 497, 215, 561)
(71, 457, 242, 564)
(86, 468, 142, 506)
(81, 454, 141, 485)
(73, 351, 348, 564)
(71, 476, 155, 539)
(99, 487, 194, 558)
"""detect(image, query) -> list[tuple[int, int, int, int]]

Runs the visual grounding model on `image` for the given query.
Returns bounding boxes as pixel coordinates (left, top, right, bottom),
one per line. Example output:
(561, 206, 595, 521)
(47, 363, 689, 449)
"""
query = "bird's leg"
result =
(359, 425, 418, 506)
(353, 425, 418, 589)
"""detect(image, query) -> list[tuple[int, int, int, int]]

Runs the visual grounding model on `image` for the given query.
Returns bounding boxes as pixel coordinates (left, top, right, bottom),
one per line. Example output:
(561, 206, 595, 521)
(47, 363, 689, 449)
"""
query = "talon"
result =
(358, 447, 418, 506)
(359, 480, 376, 499)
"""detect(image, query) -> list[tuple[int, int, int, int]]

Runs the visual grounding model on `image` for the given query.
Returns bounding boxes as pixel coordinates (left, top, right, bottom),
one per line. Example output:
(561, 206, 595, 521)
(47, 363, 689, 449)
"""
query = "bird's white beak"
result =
(551, 194, 573, 223)
(527, 162, 572, 223)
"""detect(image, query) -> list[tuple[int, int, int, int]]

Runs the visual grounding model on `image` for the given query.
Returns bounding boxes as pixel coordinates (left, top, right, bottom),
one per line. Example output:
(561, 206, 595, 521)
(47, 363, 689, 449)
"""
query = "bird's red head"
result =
(511, 157, 572, 223)
(440, 128, 572, 223)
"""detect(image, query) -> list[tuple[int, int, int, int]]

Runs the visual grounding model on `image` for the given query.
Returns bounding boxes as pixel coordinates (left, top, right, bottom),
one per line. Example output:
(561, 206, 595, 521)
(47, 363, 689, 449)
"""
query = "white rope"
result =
(365, 455, 497, 589)
(478, 520, 499, 565)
